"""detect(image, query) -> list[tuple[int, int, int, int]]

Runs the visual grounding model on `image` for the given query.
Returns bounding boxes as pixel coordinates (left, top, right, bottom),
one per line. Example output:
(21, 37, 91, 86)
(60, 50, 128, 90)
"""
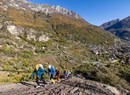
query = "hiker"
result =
(69, 70, 73, 78)
(64, 69, 68, 79)
(68, 70, 73, 78)
(48, 64, 55, 83)
(55, 68, 60, 81)
(30, 64, 47, 88)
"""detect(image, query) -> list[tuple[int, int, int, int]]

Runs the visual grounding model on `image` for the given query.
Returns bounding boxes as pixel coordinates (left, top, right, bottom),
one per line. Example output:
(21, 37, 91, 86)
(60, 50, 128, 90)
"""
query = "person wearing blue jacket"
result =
(48, 65, 55, 80)
(30, 64, 47, 88)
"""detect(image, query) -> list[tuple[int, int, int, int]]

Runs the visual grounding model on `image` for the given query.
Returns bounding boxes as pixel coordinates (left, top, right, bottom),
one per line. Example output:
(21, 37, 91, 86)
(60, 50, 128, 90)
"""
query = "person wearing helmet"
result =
(55, 68, 60, 81)
(48, 64, 55, 83)
(30, 64, 47, 88)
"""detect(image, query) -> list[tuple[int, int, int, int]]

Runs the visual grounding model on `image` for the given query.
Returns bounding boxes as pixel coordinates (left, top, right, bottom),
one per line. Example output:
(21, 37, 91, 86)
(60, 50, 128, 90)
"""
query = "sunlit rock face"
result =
(1, 0, 81, 19)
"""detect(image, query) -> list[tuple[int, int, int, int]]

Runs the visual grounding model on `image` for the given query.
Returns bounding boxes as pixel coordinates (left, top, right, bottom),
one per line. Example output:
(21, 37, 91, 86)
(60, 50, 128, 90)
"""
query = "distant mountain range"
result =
(100, 19, 120, 29)
(100, 16, 130, 41)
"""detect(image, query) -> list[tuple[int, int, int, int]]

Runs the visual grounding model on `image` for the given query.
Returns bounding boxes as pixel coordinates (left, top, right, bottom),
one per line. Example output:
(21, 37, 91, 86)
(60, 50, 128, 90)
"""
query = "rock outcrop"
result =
(0, 0, 81, 19)
(0, 77, 128, 95)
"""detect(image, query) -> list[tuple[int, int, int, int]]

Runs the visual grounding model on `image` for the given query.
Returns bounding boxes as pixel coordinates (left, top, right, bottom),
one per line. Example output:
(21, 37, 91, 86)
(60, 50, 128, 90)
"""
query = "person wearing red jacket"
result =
(55, 68, 60, 81)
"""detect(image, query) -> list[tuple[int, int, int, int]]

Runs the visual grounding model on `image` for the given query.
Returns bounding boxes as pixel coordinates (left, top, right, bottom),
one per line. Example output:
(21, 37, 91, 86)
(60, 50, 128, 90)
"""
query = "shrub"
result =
(74, 64, 130, 90)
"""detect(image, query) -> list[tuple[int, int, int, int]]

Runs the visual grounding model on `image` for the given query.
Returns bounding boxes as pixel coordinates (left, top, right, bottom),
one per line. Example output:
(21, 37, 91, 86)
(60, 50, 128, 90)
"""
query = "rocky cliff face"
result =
(0, 0, 81, 19)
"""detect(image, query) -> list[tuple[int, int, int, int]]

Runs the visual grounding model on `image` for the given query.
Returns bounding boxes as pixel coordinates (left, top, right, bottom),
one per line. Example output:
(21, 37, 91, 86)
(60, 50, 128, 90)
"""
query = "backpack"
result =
(56, 70, 60, 76)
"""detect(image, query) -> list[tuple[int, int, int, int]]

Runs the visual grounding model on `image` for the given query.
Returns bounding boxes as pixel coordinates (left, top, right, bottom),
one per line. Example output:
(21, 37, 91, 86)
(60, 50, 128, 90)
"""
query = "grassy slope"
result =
(7, 8, 49, 28)
(48, 13, 115, 44)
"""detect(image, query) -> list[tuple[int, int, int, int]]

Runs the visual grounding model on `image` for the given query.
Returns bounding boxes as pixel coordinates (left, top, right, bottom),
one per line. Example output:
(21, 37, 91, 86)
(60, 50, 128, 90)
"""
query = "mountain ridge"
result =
(100, 19, 120, 29)
(101, 16, 130, 41)
(0, 0, 81, 19)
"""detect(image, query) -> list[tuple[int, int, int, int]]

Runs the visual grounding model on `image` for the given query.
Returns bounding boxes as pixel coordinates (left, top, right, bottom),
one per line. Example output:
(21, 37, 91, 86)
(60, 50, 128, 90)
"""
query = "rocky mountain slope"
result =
(100, 16, 130, 41)
(0, 0, 130, 92)
(0, 77, 129, 95)
(1, 0, 81, 19)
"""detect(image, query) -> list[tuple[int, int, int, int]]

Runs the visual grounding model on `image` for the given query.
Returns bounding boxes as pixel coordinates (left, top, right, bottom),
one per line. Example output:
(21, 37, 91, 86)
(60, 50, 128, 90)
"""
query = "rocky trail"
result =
(0, 77, 129, 95)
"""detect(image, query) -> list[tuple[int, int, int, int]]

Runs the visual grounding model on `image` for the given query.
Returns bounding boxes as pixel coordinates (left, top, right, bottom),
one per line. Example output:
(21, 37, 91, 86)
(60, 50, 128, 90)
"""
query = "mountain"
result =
(100, 19, 120, 29)
(0, 0, 130, 91)
(101, 16, 130, 41)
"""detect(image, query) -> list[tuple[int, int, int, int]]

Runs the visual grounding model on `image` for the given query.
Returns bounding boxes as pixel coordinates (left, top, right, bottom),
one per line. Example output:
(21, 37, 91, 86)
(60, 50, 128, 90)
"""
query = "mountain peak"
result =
(100, 18, 120, 29)
(101, 16, 130, 41)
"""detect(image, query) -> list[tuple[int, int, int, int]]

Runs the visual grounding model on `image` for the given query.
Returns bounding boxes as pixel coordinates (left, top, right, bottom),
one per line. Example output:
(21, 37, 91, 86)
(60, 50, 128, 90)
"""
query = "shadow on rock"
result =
(20, 81, 36, 87)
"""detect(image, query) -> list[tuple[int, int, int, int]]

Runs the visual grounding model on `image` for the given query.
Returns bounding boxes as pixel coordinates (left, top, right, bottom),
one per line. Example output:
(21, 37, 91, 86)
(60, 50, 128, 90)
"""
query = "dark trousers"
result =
(50, 74, 54, 80)
(36, 74, 46, 85)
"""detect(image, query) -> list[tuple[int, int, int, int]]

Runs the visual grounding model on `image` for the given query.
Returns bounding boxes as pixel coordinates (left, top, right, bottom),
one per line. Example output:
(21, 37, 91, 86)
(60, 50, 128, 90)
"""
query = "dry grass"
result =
(7, 7, 49, 28)
(48, 13, 90, 27)
(0, 71, 9, 84)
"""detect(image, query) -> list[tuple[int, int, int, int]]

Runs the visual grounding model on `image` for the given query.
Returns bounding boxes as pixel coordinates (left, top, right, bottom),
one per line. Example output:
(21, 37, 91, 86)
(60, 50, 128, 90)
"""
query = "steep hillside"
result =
(0, 0, 130, 91)
(101, 16, 130, 41)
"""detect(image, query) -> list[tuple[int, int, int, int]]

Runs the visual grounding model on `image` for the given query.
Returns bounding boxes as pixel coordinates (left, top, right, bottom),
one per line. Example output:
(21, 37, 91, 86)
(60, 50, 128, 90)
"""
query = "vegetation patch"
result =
(75, 63, 130, 90)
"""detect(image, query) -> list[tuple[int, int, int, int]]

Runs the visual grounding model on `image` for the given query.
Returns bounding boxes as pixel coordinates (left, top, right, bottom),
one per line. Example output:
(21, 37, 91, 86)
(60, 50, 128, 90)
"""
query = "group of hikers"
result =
(29, 63, 72, 88)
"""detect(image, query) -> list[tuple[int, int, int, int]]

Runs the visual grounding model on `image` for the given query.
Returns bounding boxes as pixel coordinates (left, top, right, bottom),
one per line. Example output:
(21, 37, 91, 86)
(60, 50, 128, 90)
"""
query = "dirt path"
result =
(0, 77, 128, 95)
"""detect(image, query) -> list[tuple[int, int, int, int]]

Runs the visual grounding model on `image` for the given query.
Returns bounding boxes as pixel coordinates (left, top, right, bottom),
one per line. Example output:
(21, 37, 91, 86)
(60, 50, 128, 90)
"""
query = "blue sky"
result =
(28, 0, 130, 26)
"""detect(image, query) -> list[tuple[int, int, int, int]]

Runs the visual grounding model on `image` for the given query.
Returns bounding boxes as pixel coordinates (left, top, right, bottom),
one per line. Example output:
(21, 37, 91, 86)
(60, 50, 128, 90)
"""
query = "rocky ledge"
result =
(0, 77, 128, 95)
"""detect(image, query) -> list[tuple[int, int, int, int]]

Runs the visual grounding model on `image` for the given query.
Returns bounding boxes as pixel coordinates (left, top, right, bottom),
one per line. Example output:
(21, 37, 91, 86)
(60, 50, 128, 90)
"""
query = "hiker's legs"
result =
(56, 75, 60, 81)
(36, 76, 40, 85)
(41, 74, 46, 84)
(65, 74, 68, 79)
(57, 76, 60, 81)
(50, 74, 53, 80)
